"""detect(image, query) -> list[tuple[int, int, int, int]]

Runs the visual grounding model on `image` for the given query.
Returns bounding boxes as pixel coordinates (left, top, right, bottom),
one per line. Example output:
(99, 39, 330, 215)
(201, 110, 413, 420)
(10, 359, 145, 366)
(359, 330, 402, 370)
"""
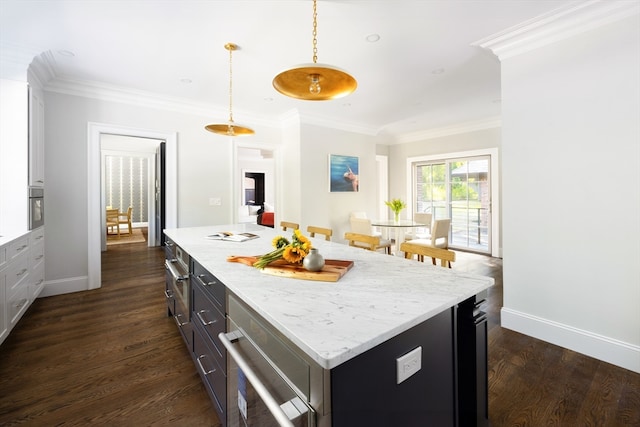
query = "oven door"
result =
(28, 187, 44, 230)
(219, 329, 315, 427)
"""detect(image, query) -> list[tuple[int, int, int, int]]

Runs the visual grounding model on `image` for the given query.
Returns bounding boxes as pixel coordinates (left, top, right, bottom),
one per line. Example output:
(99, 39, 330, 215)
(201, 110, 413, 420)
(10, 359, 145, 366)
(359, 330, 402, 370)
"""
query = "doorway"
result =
(101, 134, 163, 248)
(408, 148, 500, 257)
(88, 122, 177, 291)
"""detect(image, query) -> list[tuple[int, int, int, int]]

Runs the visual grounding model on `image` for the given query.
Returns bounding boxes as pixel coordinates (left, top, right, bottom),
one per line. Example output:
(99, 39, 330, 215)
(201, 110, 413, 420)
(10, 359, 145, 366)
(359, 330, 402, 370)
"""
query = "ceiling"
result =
(0, 0, 574, 142)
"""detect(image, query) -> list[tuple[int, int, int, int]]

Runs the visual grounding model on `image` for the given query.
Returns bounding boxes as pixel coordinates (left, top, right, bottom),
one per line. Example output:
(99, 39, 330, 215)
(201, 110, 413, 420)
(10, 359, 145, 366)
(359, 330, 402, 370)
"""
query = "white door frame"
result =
(88, 122, 177, 290)
(406, 148, 500, 258)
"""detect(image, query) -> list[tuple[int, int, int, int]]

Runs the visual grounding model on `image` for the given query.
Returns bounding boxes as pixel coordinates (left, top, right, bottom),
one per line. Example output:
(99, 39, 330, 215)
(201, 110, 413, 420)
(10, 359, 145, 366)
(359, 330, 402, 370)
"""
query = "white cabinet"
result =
(28, 85, 45, 187)
(0, 244, 7, 343)
(6, 235, 30, 328)
(0, 228, 45, 346)
(28, 227, 45, 299)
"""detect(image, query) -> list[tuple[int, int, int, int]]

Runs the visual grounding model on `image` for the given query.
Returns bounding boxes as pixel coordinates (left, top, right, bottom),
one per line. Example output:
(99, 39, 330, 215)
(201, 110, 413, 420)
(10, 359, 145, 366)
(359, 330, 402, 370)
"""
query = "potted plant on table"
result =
(385, 198, 407, 223)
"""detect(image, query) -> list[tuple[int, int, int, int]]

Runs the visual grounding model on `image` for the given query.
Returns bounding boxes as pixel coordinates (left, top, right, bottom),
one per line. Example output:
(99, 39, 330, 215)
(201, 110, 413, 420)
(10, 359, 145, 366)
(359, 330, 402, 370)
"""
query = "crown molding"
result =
(28, 51, 56, 89)
(44, 75, 280, 129)
(392, 116, 502, 145)
(472, 0, 640, 60)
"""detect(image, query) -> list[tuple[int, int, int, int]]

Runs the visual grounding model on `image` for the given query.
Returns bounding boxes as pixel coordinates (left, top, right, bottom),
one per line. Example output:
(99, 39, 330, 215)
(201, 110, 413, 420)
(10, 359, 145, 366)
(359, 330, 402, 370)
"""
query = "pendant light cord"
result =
(312, 0, 318, 64)
(228, 45, 234, 123)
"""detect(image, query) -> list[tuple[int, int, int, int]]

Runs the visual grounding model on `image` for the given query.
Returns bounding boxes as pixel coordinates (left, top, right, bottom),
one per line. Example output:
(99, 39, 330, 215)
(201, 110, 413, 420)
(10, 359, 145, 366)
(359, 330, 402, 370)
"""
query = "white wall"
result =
(500, 16, 640, 372)
(300, 123, 382, 243)
(43, 91, 282, 294)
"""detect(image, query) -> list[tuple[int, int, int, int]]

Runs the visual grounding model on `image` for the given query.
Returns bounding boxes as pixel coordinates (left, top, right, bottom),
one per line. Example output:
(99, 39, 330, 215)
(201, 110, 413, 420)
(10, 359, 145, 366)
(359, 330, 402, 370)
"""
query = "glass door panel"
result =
(413, 157, 491, 254)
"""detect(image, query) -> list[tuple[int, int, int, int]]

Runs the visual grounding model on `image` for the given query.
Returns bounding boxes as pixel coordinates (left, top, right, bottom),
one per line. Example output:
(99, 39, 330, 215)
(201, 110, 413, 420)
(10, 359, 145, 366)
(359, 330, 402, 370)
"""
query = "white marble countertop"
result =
(165, 224, 494, 369)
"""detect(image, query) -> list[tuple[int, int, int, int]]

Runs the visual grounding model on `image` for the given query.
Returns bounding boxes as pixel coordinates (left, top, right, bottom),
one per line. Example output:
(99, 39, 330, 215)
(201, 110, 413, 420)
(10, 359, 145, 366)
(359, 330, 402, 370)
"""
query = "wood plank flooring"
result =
(1, 236, 638, 426)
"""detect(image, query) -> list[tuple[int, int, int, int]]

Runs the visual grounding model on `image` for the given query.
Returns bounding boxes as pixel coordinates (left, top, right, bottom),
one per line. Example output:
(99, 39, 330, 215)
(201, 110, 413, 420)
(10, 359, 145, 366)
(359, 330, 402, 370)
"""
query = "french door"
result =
(413, 156, 491, 253)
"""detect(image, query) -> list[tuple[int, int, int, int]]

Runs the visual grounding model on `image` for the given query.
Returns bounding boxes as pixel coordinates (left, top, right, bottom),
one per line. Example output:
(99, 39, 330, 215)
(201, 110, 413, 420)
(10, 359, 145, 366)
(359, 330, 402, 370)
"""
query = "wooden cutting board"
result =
(227, 255, 354, 282)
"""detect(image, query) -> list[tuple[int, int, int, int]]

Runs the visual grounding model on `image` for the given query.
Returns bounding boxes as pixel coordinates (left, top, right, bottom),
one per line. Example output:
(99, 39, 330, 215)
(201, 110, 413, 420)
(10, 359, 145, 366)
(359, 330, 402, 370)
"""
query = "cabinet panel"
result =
(7, 284, 29, 327)
(193, 325, 227, 426)
(0, 268, 6, 343)
(192, 282, 225, 362)
(6, 254, 29, 294)
(7, 236, 29, 262)
(28, 85, 45, 187)
(331, 308, 455, 427)
(29, 263, 45, 300)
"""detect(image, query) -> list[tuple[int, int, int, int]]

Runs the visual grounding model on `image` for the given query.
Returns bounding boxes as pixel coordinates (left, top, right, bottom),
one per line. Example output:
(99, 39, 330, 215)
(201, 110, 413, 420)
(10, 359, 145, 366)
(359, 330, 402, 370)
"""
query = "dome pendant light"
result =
(205, 43, 254, 136)
(272, 0, 357, 101)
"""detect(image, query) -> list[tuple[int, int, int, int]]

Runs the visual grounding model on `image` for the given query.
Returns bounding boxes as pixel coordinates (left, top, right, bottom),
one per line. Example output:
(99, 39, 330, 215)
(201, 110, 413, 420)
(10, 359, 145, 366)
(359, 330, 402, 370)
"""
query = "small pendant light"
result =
(205, 42, 254, 136)
(272, 0, 357, 101)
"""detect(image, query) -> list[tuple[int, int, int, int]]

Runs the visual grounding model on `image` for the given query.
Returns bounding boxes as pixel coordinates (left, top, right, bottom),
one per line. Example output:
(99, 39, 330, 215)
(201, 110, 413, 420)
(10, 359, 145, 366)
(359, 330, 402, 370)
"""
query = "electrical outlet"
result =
(396, 346, 422, 384)
(209, 197, 221, 206)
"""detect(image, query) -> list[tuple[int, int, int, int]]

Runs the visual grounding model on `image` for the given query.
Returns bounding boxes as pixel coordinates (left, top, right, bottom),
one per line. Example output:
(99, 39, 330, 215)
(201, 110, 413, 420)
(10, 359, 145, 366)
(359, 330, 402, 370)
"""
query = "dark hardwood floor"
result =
(0, 234, 638, 426)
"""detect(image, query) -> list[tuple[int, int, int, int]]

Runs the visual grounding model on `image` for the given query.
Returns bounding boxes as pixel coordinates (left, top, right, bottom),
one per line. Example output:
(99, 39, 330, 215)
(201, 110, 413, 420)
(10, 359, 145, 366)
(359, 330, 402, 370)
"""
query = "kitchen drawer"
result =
(30, 239, 44, 270)
(8, 284, 29, 326)
(7, 235, 29, 262)
(6, 254, 29, 293)
(29, 227, 44, 246)
(193, 283, 225, 363)
(30, 262, 45, 300)
(191, 259, 225, 310)
(193, 325, 227, 425)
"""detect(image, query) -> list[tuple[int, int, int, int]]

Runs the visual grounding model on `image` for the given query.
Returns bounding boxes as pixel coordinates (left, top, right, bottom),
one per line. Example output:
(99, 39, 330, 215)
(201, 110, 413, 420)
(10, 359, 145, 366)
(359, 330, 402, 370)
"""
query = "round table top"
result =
(370, 219, 426, 227)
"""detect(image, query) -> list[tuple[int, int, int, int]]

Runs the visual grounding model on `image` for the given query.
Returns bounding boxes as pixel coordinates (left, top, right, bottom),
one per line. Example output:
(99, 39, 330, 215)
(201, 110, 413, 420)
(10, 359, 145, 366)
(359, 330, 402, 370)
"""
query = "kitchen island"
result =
(165, 224, 494, 427)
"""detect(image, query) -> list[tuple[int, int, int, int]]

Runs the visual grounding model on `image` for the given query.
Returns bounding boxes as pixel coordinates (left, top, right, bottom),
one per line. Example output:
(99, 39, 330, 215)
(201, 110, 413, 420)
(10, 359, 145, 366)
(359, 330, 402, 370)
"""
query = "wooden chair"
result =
(344, 232, 392, 255)
(280, 221, 299, 231)
(405, 218, 452, 266)
(307, 225, 332, 241)
(106, 208, 120, 236)
(117, 206, 133, 236)
(400, 241, 456, 268)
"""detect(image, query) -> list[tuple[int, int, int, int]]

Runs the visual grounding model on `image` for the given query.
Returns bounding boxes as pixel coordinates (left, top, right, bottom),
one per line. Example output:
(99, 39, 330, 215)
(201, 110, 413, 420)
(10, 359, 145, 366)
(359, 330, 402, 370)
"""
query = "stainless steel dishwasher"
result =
(219, 293, 327, 427)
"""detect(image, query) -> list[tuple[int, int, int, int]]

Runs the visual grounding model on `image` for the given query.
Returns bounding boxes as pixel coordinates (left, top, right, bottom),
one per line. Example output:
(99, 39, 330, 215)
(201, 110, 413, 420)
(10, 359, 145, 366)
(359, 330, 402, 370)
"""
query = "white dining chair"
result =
(405, 212, 432, 241)
(407, 218, 452, 266)
(350, 215, 382, 237)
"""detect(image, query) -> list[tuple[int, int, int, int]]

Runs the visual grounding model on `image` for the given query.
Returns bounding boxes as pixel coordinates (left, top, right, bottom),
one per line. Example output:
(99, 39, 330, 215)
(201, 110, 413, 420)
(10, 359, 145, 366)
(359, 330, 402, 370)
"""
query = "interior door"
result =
(155, 142, 166, 246)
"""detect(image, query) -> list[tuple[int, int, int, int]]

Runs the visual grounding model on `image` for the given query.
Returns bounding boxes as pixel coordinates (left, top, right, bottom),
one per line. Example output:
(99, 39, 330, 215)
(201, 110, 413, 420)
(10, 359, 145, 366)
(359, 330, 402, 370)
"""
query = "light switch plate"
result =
(209, 197, 221, 206)
(396, 346, 422, 384)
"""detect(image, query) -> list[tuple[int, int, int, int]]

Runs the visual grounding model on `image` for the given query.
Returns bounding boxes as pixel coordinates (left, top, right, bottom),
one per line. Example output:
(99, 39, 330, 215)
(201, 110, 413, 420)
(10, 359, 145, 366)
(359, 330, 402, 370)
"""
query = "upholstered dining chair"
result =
(307, 225, 332, 241)
(400, 241, 456, 268)
(405, 212, 433, 241)
(280, 221, 299, 231)
(344, 232, 392, 254)
(349, 216, 382, 238)
(405, 218, 451, 266)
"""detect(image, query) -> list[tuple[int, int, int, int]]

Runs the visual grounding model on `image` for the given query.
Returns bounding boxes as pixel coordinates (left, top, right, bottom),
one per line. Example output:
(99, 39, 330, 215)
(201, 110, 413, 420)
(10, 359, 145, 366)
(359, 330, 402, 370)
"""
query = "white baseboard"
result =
(38, 276, 89, 297)
(501, 307, 640, 374)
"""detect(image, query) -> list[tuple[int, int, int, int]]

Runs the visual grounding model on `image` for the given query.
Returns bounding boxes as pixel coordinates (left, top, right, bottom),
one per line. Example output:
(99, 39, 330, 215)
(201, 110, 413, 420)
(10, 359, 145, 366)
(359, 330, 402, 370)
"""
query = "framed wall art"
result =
(329, 154, 359, 192)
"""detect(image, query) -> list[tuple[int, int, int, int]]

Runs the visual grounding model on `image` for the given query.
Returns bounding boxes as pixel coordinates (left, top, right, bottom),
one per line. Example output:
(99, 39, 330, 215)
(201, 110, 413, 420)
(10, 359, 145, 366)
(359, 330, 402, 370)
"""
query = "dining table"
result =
(370, 219, 427, 256)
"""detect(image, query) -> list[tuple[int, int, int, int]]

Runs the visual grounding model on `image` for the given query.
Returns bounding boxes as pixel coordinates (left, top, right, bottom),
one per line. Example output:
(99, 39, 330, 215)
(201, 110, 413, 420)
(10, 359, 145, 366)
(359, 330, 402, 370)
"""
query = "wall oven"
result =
(28, 186, 44, 230)
(219, 294, 322, 427)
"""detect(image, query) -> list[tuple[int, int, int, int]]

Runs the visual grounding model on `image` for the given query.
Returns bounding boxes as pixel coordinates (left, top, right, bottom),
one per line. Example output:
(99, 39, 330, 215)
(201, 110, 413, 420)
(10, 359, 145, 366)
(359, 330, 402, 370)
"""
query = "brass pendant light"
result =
(273, 0, 357, 100)
(205, 42, 254, 136)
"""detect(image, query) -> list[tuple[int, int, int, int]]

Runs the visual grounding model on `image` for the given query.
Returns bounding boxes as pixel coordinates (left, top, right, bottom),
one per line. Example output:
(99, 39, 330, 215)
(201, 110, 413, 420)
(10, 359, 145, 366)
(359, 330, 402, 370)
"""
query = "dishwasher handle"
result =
(219, 331, 303, 427)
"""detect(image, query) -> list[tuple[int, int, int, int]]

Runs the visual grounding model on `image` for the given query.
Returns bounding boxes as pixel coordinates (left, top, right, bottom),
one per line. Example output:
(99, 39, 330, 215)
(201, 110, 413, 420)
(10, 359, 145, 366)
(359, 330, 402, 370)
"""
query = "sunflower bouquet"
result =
(253, 229, 313, 269)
